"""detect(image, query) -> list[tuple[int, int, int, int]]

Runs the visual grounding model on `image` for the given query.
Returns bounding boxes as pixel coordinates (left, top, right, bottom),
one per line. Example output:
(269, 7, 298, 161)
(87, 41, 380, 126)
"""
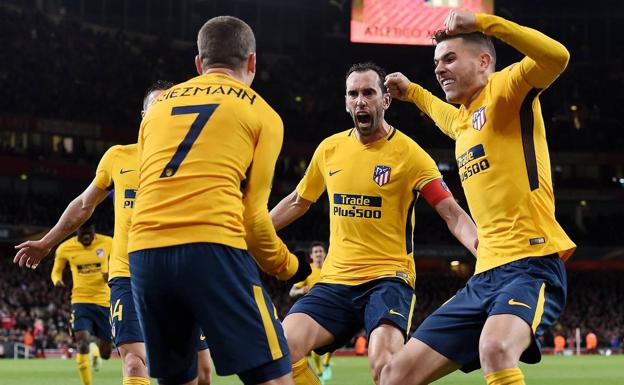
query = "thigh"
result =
(130, 248, 199, 385)
(282, 313, 334, 362)
(288, 282, 360, 354)
(91, 305, 113, 343)
(412, 280, 487, 373)
(70, 304, 94, 335)
(361, 278, 416, 340)
(182, 244, 290, 383)
(110, 277, 144, 346)
(380, 338, 460, 385)
(489, 256, 567, 364)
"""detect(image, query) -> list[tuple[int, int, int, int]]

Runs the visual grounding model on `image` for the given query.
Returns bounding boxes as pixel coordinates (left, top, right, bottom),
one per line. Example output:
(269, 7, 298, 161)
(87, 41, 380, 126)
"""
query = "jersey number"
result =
(160, 104, 220, 178)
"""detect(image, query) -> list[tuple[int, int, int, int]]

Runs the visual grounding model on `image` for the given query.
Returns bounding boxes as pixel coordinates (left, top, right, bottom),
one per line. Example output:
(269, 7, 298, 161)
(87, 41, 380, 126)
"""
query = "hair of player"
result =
(142, 80, 174, 110)
(345, 62, 388, 93)
(197, 16, 256, 72)
(309, 241, 326, 254)
(432, 30, 497, 67)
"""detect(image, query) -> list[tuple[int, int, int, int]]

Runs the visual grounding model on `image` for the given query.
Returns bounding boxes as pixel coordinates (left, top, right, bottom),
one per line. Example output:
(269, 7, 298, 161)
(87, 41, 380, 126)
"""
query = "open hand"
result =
(14, 240, 51, 269)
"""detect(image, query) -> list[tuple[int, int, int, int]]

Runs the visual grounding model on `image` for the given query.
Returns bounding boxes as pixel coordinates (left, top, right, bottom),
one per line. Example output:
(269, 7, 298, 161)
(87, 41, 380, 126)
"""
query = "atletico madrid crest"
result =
(472, 106, 487, 131)
(373, 165, 391, 187)
(96, 248, 105, 258)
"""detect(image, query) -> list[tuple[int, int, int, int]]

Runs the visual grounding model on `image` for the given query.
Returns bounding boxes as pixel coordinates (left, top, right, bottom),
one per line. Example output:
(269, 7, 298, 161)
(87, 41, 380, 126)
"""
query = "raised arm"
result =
(385, 72, 460, 139)
(14, 183, 108, 269)
(243, 116, 310, 283)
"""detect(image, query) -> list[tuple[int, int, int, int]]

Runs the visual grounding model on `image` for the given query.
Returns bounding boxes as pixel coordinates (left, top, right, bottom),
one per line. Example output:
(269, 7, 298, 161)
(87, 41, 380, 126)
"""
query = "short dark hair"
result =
(143, 80, 174, 110)
(433, 30, 496, 66)
(346, 62, 388, 93)
(197, 16, 256, 71)
(309, 241, 326, 254)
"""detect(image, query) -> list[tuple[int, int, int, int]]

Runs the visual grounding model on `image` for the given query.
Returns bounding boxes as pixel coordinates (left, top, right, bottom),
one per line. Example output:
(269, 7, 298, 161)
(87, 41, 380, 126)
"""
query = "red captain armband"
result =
(420, 178, 452, 207)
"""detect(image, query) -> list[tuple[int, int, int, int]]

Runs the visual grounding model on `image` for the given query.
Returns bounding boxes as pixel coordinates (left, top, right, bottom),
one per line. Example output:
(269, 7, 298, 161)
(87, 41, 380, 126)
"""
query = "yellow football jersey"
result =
(297, 127, 442, 287)
(294, 264, 322, 289)
(51, 234, 112, 307)
(92, 144, 138, 280)
(405, 13, 575, 274)
(129, 73, 298, 279)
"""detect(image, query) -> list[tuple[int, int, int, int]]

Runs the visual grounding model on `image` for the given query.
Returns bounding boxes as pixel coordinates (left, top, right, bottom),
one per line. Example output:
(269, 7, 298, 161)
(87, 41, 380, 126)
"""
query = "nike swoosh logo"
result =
(508, 299, 531, 309)
(329, 169, 342, 176)
(388, 309, 406, 319)
(120, 169, 135, 174)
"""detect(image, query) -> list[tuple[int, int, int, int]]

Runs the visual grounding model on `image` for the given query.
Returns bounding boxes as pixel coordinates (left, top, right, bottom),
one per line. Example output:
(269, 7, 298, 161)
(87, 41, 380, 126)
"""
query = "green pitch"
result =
(0, 355, 622, 384)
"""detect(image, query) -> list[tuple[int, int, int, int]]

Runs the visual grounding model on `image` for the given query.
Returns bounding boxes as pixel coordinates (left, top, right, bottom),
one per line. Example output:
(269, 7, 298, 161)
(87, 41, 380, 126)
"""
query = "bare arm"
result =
(14, 183, 108, 268)
(270, 190, 313, 231)
(50, 255, 67, 286)
(434, 197, 478, 257)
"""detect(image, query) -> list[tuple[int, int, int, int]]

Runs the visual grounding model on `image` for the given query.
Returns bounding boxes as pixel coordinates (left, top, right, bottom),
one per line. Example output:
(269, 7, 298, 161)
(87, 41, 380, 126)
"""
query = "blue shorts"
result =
(289, 278, 416, 354)
(130, 243, 291, 385)
(414, 255, 567, 373)
(110, 277, 210, 352)
(70, 303, 112, 343)
(110, 277, 143, 346)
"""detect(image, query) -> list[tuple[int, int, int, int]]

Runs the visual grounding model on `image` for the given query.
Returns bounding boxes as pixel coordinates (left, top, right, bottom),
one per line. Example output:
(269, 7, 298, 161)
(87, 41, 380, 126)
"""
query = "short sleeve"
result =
(92, 146, 116, 191)
(409, 143, 443, 192)
(295, 144, 327, 202)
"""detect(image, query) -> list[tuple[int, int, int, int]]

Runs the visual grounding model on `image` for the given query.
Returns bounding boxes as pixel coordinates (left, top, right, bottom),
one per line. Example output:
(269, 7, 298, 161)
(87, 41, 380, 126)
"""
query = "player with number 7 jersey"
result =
(127, 16, 308, 385)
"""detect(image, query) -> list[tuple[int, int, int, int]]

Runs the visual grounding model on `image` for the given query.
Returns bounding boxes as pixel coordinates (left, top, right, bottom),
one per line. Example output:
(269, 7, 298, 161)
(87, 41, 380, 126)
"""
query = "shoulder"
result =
(95, 234, 113, 245)
(56, 237, 77, 253)
(320, 129, 353, 148)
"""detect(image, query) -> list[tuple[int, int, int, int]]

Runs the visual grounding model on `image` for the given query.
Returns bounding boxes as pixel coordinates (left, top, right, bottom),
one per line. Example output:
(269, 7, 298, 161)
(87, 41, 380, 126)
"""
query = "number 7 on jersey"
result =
(161, 104, 219, 178)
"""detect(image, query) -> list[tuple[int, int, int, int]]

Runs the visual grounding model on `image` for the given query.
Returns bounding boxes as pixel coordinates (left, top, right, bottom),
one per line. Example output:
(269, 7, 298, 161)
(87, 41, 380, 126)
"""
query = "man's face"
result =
(310, 246, 326, 266)
(77, 225, 95, 247)
(434, 38, 483, 105)
(345, 70, 390, 138)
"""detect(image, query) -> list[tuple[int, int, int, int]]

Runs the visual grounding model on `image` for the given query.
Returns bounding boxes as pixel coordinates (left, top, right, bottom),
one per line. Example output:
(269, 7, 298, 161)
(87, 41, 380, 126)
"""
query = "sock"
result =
(89, 342, 100, 359)
(123, 377, 151, 385)
(76, 353, 92, 385)
(312, 352, 323, 376)
(292, 357, 321, 385)
(485, 368, 526, 385)
(322, 353, 332, 366)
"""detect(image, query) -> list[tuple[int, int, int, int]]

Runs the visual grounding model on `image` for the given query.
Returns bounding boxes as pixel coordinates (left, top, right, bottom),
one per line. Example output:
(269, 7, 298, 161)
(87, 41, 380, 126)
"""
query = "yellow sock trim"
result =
(312, 352, 323, 375)
(292, 357, 321, 385)
(76, 353, 92, 385)
(322, 352, 332, 366)
(485, 368, 526, 385)
(89, 342, 101, 358)
(123, 376, 151, 385)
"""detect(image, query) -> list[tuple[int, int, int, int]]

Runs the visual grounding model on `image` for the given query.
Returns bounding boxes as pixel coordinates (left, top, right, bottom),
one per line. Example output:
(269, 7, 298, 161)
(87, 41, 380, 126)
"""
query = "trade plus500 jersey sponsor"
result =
(457, 144, 490, 183)
(333, 193, 382, 219)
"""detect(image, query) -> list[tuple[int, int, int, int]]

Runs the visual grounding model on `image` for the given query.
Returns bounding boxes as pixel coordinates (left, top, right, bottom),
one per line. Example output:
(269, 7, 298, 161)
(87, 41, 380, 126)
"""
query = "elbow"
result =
(550, 43, 570, 73)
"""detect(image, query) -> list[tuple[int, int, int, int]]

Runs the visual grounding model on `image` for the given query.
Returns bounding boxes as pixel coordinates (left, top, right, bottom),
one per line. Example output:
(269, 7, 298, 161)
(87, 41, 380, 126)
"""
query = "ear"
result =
(247, 52, 257, 75)
(195, 55, 203, 75)
(479, 52, 493, 73)
(383, 92, 392, 110)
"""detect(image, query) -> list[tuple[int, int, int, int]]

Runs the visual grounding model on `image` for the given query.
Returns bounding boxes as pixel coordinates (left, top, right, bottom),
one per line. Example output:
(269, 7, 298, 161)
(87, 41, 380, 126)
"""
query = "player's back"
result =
(129, 73, 281, 253)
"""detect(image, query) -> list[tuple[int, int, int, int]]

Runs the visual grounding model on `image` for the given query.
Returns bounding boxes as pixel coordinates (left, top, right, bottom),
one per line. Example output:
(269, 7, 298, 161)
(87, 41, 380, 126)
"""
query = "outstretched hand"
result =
(443, 9, 477, 35)
(384, 72, 411, 101)
(14, 240, 51, 269)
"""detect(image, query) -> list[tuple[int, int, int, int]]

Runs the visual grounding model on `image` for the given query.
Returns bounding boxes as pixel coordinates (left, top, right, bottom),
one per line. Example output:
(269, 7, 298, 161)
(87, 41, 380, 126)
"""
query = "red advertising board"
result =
(351, 0, 494, 46)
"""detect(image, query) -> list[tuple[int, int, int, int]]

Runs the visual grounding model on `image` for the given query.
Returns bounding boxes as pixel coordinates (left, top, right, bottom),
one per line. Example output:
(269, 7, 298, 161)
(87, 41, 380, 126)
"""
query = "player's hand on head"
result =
(286, 249, 312, 285)
(13, 240, 51, 269)
(384, 72, 410, 101)
(443, 9, 477, 35)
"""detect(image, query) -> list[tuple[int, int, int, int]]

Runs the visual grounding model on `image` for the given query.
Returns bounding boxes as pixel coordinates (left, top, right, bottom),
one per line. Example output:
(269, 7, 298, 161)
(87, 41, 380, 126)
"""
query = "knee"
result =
(379, 360, 408, 385)
(123, 352, 148, 378)
(75, 337, 89, 353)
(369, 353, 391, 385)
(479, 337, 512, 367)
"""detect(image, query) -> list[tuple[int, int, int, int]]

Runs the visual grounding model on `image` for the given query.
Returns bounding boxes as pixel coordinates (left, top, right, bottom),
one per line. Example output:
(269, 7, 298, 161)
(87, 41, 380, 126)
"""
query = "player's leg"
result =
(282, 313, 334, 385)
(321, 353, 332, 380)
(74, 330, 93, 385)
(197, 335, 212, 385)
(130, 247, 201, 385)
(480, 255, 567, 385)
(285, 281, 362, 385)
(311, 352, 323, 377)
(181, 244, 294, 385)
(110, 277, 150, 384)
(89, 304, 113, 373)
(367, 322, 405, 384)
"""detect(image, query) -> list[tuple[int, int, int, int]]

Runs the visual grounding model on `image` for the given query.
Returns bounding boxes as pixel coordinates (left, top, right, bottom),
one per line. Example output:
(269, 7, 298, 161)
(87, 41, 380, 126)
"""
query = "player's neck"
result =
(203, 67, 245, 83)
(356, 121, 391, 145)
